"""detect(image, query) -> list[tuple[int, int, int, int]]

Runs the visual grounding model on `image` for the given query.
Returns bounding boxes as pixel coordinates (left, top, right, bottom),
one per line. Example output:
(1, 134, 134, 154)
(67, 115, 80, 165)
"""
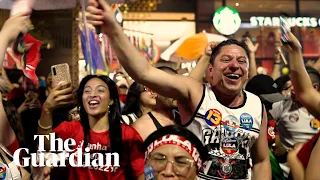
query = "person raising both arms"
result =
(86, 0, 271, 179)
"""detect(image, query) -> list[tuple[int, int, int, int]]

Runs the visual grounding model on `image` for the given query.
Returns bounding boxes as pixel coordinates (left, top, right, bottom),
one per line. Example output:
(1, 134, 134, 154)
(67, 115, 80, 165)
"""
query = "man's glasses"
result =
(147, 153, 194, 176)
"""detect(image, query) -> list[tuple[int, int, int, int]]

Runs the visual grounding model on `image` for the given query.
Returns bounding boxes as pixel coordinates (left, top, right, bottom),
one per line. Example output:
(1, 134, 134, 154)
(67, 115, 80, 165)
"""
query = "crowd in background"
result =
(1, 0, 320, 180)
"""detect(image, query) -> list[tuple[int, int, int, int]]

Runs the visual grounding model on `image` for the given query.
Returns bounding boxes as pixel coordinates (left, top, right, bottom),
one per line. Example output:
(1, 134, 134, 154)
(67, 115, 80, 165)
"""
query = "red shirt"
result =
(53, 121, 144, 180)
(7, 137, 19, 155)
(297, 131, 320, 169)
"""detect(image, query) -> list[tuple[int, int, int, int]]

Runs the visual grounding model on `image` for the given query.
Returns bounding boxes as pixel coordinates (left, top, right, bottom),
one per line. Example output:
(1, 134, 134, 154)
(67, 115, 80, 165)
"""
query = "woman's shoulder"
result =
(53, 120, 82, 137)
(120, 124, 143, 142)
(59, 120, 81, 127)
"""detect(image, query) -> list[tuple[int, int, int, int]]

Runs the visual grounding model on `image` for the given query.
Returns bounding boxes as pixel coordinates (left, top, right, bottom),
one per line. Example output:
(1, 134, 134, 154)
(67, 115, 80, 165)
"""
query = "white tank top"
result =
(185, 85, 263, 180)
(0, 144, 22, 180)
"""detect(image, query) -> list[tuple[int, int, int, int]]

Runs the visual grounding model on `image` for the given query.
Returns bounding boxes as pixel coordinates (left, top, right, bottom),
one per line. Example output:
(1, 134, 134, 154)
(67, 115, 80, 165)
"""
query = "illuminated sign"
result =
(213, 6, 241, 35)
(250, 16, 320, 27)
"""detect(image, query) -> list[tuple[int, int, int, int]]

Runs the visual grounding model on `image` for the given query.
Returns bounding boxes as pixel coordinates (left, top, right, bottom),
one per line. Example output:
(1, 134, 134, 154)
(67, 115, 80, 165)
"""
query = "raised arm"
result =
(0, 12, 31, 69)
(86, 0, 201, 101)
(0, 13, 31, 147)
(286, 33, 320, 118)
(37, 82, 74, 150)
(0, 92, 16, 147)
(251, 108, 271, 180)
(306, 137, 320, 180)
(270, 49, 282, 80)
(245, 37, 259, 79)
(189, 42, 217, 82)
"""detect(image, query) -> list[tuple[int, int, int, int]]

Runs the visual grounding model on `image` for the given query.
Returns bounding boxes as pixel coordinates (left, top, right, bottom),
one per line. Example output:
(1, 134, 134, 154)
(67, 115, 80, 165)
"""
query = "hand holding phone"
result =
(280, 16, 291, 44)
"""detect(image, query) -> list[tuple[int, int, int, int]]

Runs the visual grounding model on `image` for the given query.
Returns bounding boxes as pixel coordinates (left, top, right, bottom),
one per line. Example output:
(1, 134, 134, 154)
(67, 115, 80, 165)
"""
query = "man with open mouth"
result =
(86, 1, 271, 179)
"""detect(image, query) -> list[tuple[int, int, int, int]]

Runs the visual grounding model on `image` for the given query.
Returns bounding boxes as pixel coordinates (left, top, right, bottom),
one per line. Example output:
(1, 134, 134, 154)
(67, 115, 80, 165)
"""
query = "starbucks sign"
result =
(212, 6, 241, 35)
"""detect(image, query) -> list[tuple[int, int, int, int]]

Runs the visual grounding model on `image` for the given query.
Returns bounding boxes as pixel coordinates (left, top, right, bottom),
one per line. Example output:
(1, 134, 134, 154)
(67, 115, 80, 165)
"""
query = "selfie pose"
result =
(37, 75, 144, 180)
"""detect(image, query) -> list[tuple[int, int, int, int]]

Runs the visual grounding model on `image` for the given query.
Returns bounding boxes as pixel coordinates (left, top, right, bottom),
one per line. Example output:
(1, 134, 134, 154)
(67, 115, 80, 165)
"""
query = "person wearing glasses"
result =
(143, 125, 208, 180)
(121, 82, 157, 125)
(132, 67, 179, 140)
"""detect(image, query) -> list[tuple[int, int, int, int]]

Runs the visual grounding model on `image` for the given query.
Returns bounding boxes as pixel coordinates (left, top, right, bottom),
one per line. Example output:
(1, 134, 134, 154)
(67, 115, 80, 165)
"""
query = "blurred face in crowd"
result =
(23, 77, 37, 92)
(209, 45, 249, 95)
(82, 78, 113, 118)
(281, 80, 294, 100)
(147, 144, 197, 180)
(140, 86, 157, 108)
(47, 73, 53, 91)
(69, 107, 80, 120)
(118, 85, 128, 95)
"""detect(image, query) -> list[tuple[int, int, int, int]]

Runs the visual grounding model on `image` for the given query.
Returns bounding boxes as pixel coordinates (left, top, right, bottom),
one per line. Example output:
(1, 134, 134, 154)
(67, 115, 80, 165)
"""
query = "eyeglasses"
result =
(141, 87, 152, 93)
(147, 153, 194, 176)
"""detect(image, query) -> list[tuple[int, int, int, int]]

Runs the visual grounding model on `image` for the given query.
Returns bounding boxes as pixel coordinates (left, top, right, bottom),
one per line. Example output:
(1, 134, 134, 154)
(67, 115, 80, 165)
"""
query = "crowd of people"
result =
(0, 0, 320, 179)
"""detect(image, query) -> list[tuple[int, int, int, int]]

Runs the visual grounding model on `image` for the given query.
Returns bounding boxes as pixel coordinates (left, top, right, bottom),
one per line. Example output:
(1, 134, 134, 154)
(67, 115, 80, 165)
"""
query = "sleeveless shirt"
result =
(184, 85, 263, 180)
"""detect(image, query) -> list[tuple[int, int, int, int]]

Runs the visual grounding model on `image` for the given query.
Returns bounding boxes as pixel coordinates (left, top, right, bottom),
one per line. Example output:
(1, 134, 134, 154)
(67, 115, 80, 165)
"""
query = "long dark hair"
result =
(77, 75, 123, 155)
(122, 82, 145, 118)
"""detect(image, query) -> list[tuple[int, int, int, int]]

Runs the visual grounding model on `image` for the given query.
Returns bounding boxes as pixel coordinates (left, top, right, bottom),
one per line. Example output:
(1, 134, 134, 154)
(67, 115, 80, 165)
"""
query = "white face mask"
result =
(284, 92, 291, 99)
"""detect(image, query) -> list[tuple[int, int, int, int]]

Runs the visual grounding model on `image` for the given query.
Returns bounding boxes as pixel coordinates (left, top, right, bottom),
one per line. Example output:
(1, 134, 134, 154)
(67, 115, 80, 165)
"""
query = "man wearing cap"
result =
(245, 74, 286, 148)
(275, 75, 292, 98)
(246, 74, 287, 180)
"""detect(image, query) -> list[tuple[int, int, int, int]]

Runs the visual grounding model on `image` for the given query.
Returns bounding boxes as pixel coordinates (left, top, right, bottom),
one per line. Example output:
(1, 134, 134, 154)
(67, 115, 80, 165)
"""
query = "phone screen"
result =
(280, 16, 291, 43)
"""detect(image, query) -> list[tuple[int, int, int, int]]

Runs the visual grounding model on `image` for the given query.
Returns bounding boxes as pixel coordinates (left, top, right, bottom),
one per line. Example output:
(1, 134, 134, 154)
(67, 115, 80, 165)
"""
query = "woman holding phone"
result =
(37, 75, 145, 180)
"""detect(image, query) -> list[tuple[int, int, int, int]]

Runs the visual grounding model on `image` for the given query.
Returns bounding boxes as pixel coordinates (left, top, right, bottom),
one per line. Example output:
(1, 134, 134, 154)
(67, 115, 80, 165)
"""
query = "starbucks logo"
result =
(212, 6, 241, 35)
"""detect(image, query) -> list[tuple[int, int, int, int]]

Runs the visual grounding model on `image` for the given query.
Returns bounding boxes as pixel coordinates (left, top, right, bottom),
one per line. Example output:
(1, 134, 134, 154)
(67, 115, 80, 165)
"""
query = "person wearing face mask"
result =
(37, 75, 145, 180)
(86, 1, 271, 179)
(132, 67, 179, 140)
(143, 125, 208, 180)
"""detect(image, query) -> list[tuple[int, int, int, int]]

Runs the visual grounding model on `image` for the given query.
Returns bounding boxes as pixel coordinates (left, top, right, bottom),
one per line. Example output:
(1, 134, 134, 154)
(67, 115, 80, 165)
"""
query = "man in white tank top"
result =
(88, 5, 271, 179)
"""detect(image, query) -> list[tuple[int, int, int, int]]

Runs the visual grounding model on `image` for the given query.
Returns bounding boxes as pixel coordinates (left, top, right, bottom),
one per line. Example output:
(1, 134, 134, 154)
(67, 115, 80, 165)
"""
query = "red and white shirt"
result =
(53, 121, 144, 180)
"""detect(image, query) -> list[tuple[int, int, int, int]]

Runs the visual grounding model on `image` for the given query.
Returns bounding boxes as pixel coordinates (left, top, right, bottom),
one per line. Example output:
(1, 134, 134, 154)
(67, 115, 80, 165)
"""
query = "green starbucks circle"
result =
(212, 6, 241, 35)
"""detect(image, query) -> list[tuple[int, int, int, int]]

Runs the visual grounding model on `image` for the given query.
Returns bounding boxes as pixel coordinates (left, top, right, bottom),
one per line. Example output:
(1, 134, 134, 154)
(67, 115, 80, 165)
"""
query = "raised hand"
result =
(86, 0, 118, 34)
(204, 41, 219, 56)
(282, 32, 302, 52)
(43, 81, 74, 113)
(0, 12, 31, 45)
(244, 37, 259, 53)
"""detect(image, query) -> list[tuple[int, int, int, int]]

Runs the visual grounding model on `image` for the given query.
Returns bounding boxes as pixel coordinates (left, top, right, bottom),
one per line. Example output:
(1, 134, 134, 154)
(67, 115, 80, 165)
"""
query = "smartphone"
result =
(280, 16, 291, 44)
(51, 63, 72, 87)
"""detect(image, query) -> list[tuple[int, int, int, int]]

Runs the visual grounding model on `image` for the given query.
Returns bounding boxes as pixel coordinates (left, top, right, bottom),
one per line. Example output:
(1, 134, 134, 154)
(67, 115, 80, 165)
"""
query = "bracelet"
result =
(38, 120, 52, 130)
(274, 62, 281, 65)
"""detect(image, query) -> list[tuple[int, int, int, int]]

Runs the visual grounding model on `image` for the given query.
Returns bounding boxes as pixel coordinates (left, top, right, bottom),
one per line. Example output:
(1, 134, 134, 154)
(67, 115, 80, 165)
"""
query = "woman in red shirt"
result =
(38, 75, 144, 180)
